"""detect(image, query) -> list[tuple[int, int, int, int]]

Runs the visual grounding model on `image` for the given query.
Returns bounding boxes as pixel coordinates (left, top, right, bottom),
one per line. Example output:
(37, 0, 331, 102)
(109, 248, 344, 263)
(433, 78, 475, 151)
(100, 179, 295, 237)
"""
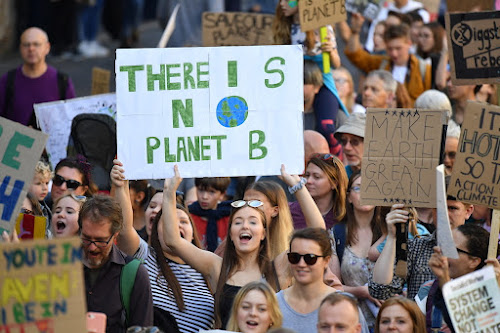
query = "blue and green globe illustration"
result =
(216, 96, 248, 128)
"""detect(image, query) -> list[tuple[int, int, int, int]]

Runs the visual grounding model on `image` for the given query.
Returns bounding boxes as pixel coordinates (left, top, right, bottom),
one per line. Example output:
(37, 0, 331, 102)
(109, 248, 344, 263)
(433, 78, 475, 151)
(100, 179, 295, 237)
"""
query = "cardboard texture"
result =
(436, 165, 459, 259)
(448, 101, 500, 210)
(91, 67, 111, 95)
(446, 0, 493, 12)
(298, 0, 347, 32)
(202, 12, 274, 46)
(345, 0, 382, 21)
(0, 237, 86, 333)
(417, 0, 440, 14)
(360, 109, 447, 208)
(0, 117, 48, 234)
(446, 11, 500, 85)
(15, 213, 47, 239)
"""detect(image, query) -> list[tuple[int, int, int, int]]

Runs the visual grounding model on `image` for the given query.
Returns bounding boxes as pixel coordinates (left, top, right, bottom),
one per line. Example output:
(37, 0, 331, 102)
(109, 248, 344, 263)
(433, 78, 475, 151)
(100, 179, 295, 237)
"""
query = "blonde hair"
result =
(34, 160, 52, 180)
(332, 67, 355, 113)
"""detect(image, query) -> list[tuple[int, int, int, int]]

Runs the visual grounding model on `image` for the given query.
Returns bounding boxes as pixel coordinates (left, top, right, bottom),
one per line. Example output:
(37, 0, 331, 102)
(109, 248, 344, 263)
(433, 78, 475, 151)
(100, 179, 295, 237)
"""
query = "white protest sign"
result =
(436, 164, 459, 259)
(443, 266, 500, 332)
(34, 93, 116, 168)
(115, 46, 304, 179)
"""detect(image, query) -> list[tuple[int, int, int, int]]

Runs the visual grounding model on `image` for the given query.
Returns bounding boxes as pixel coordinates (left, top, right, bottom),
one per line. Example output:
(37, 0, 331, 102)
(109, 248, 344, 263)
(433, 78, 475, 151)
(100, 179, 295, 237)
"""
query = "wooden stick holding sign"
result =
(488, 210, 499, 261)
(320, 27, 330, 73)
(157, 3, 180, 48)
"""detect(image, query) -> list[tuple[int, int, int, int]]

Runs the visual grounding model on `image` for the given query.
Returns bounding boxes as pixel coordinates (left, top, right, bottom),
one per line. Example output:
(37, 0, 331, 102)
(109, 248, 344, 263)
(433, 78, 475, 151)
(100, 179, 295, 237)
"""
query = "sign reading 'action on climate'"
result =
(115, 46, 304, 179)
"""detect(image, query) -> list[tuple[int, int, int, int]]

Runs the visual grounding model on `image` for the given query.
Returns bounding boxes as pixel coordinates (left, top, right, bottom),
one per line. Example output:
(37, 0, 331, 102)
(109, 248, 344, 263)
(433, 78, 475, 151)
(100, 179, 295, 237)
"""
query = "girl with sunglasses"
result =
(276, 227, 337, 332)
(110, 160, 215, 333)
(162, 165, 325, 329)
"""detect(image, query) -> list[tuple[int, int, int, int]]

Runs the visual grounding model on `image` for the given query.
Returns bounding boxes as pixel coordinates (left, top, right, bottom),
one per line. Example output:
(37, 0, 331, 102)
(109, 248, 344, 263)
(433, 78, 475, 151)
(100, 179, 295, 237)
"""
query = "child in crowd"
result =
(188, 177, 232, 252)
(28, 161, 53, 223)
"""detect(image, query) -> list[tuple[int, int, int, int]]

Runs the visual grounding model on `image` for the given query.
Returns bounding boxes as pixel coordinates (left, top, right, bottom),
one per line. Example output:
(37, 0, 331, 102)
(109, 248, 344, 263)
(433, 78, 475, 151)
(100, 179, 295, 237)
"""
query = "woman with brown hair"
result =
(375, 297, 426, 333)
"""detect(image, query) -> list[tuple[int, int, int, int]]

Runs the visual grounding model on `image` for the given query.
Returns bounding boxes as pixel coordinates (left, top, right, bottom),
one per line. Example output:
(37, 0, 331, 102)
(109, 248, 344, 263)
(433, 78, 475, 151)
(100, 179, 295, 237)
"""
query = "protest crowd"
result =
(2, 0, 500, 333)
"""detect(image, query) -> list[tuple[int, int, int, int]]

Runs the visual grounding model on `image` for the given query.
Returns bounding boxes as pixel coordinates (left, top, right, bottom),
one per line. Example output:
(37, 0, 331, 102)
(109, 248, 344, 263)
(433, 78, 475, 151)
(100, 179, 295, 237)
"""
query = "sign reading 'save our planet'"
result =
(115, 46, 304, 179)
(298, 0, 347, 31)
(446, 10, 500, 85)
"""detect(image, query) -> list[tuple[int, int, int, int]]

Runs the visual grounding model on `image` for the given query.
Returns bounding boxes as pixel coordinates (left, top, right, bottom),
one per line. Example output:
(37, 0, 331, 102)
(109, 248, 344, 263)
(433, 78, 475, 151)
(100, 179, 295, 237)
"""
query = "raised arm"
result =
(346, 13, 365, 53)
(112, 160, 141, 256)
(162, 165, 222, 290)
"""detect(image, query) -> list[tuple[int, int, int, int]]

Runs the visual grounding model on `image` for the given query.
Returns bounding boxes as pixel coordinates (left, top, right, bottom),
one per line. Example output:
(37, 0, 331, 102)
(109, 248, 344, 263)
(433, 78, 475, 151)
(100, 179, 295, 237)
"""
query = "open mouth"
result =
(56, 220, 66, 233)
(246, 320, 259, 328)
(239, 233, 252, 241)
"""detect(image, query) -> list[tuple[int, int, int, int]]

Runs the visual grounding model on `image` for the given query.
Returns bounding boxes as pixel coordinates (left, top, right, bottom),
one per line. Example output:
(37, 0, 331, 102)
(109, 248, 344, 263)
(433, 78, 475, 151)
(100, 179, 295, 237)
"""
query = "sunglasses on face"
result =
(340, 137, 361, 147)
(53, 174, 82, 190)
(350, 186, 361, 193)
(287, 252, 326, 265)
(231, 200, 264, 208)
(456, 247, 483, 259)
(21, 208, 34, 215)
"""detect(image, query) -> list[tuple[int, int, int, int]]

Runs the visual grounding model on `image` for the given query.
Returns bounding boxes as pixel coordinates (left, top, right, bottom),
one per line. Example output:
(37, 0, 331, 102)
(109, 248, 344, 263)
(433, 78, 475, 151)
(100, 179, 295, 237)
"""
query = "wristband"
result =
(288, 177, 307, 194)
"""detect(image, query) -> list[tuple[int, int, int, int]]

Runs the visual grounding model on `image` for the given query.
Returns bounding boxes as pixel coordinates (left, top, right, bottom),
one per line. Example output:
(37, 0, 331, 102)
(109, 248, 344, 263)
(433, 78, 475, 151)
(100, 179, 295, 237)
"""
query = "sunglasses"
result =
(456, 247, 483, 259)
(287, 252, 326, 265)
(20, 208, 34, 215)
(313, 153, 335, 161)
(340, 137, 361, 147)
(350, 186, 361, 193)
(53, 174, 82, 190)
(81, 234, 114, 248)
(231, 200, 264, 208)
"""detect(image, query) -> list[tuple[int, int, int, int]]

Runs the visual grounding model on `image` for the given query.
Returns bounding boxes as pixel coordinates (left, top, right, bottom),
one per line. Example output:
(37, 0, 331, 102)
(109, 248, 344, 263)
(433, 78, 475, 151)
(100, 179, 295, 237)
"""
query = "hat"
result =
(334, 113, 366, 140)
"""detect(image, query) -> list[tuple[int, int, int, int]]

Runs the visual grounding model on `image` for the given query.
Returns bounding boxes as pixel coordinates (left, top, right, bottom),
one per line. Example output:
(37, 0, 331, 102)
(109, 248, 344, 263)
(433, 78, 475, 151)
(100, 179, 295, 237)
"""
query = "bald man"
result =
(304, 130, 330, 167)
(0, 27, 75, 127)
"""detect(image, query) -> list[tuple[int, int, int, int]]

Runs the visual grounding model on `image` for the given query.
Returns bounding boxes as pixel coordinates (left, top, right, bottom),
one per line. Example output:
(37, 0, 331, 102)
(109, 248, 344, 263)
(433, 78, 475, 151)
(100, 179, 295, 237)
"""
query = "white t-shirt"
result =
(392, 65, 408, 84)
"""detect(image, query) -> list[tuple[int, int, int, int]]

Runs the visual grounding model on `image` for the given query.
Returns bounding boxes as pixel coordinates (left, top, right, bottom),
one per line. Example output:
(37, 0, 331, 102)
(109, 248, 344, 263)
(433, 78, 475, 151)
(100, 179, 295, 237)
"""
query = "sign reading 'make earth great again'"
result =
(115, 46, 304, 179)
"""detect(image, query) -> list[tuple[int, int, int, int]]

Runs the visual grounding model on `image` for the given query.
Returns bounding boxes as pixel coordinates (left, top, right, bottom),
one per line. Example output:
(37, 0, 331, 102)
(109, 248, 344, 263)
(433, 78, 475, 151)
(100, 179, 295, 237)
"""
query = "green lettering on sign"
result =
(201, 136, 211, 160)
(164, 138, 176, 162)
(147, 64, 166, 91)
(146, 137, 160, 163)
(249, 130, 267, 160)
(188, 136, 200, 161)
(264, 57, 285, 88)
(120, 65, 144, 92)
(183, 63, 195, 89)
(2, 132, 35, 169)
(197, 62, 209, 88)
(177, 137, 188, 161)
(167, 64, 181, 90)
(172, 99, 193, 128)
(211, 135, 227, 159)
(228, 61, 237, 87)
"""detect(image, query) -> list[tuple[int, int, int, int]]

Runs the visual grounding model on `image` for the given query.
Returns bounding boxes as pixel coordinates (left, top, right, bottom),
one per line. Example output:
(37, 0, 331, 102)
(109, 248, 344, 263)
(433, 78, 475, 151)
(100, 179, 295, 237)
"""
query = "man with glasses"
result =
(79, 195, 153, 332)
(334, 113, 366, 178)
(0, 27, 75, 127)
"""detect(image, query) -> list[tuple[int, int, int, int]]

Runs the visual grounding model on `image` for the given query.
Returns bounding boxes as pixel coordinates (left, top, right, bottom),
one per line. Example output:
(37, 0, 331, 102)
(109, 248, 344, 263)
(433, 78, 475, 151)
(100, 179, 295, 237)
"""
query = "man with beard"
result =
(79, 195, 153, 332)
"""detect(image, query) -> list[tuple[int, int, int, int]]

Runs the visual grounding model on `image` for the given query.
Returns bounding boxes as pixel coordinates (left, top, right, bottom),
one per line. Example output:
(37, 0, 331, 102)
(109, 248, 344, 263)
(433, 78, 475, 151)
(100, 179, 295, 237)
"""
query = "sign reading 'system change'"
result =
(115, 46, 304, 179)
(446, 10, 500, 85)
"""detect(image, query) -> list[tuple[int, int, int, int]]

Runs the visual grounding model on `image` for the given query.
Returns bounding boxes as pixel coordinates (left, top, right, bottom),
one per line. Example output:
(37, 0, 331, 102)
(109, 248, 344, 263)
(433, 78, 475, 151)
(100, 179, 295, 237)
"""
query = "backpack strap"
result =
(333, 223, 347, 265)
(4, 69, 17, 118)
(56, 71, 68, 100)
(120, 258, 141, 327)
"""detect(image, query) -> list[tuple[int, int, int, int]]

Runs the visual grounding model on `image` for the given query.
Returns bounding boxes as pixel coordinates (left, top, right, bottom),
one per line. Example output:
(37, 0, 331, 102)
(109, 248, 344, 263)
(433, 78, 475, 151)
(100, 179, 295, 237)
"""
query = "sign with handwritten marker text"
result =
(446, 10, 500, 85)
(298, 0, 347, 31)
(0, 117, 48, 235)
(345, 0, 382, 21)
(0, 237, 86, 333)
(202, 12, 274, 46)
(360, 109, 448, 208)
(115, 46, 304, 179)
(443, 266, 500, 333)
(448, 102, 500, 209)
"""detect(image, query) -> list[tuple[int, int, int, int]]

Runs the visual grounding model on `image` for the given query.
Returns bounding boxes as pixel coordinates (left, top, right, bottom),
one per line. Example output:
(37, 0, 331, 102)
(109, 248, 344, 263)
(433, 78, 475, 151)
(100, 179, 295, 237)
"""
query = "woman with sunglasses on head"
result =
(276, 227, 338, 332)
(50, 155, 97, 205)
(289, 154, 348, 230)
(51, 193, 86, 238)
(110, 160, 215, 333)
(162, 164, 325, 329)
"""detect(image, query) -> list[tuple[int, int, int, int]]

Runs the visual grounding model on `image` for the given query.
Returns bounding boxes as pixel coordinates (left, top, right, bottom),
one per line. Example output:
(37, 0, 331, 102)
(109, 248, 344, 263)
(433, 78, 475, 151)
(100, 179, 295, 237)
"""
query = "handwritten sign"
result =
(443, 266, 500, 333)
(360, 109, 447, 208)
(345, 0, 382, 21)
(115, 46, 304, 179)
(299, 0, 347, 32)
(448, 102, 500, 209)
(446, 11, 500, 85)
(34, 94, 116, 168)
(0, 117, 48, 235)
(0, 237, 86, 332)
(91, 67, 111, 95)
(16, 213, 47, 239)
(202, 12, 274, 46)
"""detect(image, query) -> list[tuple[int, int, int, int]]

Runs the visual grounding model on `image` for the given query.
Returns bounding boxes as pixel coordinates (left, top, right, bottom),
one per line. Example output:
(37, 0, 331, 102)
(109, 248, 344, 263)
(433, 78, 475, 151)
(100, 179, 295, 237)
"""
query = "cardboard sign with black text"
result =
(448, 102, 500, 209)
(360, 109, 448, 208)
(202, 12, 274, 46)
(299, 0, 347, 32)
(446, 10, 500, 85)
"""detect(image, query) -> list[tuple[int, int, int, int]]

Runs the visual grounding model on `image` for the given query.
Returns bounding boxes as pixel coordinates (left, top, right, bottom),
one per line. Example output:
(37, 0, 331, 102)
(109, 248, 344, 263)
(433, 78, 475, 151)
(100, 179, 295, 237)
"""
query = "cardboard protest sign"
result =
(202, 12, 274, 46)
(91, 67, 111, 95)
(417, 0, 440, 16)
(16, 213, 47, 239)
(345, 0, 382, 21)
(446, 0, 493, 12)
(443, 266, 500, 332)
(34, 94, 116, 168)
(0, 237, 86, 332)
(115, 46, 304, 179)
(360, 109, 448, 208)
(446, 11, 500, 85)
(299, 0, 347, 32)
(448, 102, 500, 209)
(0, 117, 48, 234)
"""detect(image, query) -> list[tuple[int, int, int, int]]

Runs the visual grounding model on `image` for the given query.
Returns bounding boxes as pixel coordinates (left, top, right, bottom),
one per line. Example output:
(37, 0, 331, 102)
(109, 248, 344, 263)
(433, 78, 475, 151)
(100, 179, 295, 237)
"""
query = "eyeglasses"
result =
(334, 78, 348, 85)
(231, 200, 264, 208)
(53, 174, 82, 190)
(21, 208, 34, 215)
(444, 152, 456, 159)
(350, 186, 361, 193)
(21, 42, 44, 48)
(69, 194, 87, 202)
(456, 247, 483, 259)
(81, 234, 114, 248)
(287, 252, 326, 265)
(340, 137, 361, 147)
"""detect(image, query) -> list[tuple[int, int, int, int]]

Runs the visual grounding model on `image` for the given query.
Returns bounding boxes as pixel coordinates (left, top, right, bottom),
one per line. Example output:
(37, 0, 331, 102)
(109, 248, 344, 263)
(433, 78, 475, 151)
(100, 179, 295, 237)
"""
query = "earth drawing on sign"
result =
(216, 96, 249, 127)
